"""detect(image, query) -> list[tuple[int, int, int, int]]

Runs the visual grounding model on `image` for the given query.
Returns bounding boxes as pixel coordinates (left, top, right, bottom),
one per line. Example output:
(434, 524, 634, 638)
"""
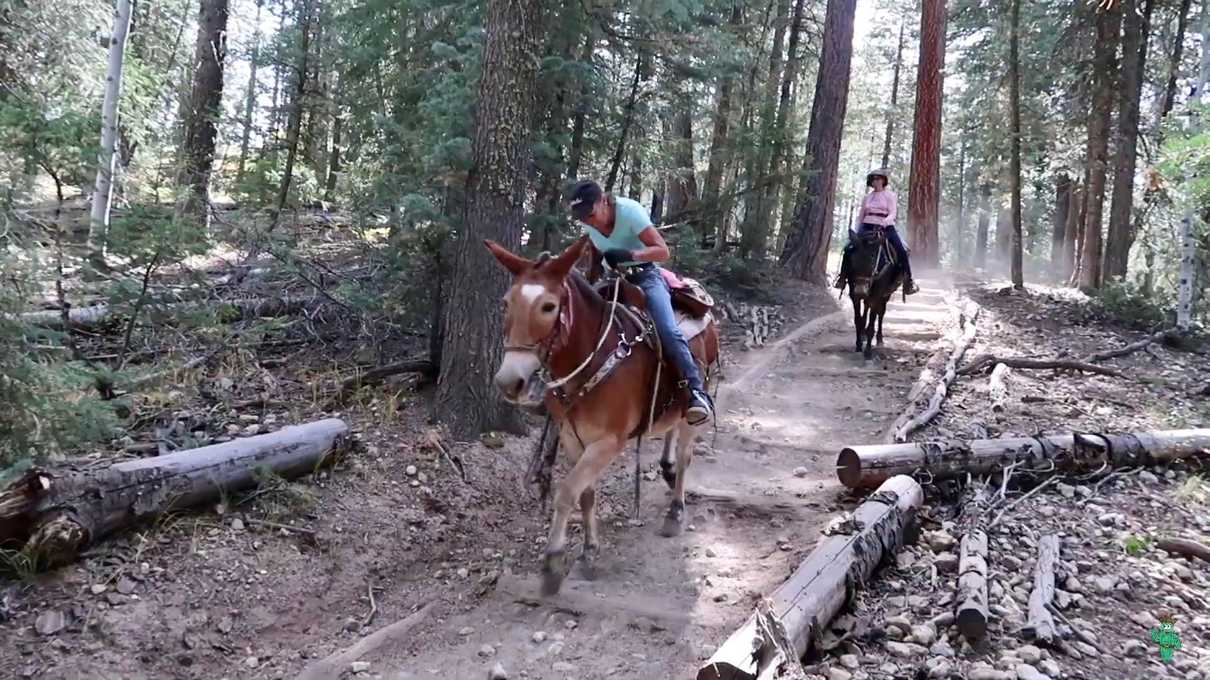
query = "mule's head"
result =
(484, 235, 589, 406)
(847, 229, 887, 297)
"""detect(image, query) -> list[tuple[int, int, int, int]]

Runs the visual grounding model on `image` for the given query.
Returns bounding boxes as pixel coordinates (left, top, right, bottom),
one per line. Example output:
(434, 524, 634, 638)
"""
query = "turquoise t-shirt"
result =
(583, 196, 651, 266)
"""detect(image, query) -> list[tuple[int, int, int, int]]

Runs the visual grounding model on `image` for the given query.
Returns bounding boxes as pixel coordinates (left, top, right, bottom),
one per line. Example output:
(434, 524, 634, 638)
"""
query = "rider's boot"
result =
(904, 276, 920, 295)
(686, 385, 715, 426)
(834, 250, 850, 289)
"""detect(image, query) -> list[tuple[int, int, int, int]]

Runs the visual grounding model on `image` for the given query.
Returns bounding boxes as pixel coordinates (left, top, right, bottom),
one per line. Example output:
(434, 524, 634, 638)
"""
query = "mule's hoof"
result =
(876, 338, 884, 347)
(659, 515, 683, 537)
(578, 544, 600, 581)
(854, 344, 863, 353)
(863, 347, 874, 360)
(540, 550, 567, 596)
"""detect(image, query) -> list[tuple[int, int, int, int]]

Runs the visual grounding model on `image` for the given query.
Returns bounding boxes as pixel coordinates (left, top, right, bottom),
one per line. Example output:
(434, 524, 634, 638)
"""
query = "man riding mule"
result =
(483, 183, 720, 595)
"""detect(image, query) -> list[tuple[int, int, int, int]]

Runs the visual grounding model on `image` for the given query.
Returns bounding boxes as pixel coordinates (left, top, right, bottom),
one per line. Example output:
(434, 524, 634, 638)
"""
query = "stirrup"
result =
(686, 390, 714, 426)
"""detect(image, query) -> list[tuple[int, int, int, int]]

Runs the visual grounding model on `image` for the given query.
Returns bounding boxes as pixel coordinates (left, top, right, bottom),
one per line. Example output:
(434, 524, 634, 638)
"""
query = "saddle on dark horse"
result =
(841, 227, 906, 299)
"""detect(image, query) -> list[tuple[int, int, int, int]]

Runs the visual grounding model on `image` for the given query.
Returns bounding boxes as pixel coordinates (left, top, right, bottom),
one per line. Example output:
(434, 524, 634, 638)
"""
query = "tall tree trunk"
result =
(272, 0, 313, 227)
(881, 18, 906, 169)
(605, 52, 643, 192)
(778, 0, 857, 282)
(176, 0, 230, 228)
(1178, 0, 1210, 328)
(87, 0, 134, 267)
(705, 6, 740, 251)
(436, 0, 543, 436)
(1009, 0, 1024, 288)
(1063, 182, 1083, 280)
(236, 0, 264, 185)
(907, 0, 947, 268)
(266, 0, 288, 150)
(1106, 0, 1155, 282)
(975, 182, 991, 269)
(1158, 0, 1194, 129)
(955, 140, 967, 264)
(324, 109, 342, 203)
(1079, 5, 1122, 290)
(663, 97, 698, 224)
(1052, 174, 1073, 273)
(566, 33, 594, 182)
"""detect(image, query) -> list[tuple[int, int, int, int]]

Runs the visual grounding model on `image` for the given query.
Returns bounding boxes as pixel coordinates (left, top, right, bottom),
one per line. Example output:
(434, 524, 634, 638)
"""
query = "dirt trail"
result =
(377, 277, 955, 680)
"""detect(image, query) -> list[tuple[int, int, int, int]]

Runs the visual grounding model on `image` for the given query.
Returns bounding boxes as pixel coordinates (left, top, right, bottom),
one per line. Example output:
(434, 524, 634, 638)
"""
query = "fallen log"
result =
(837, 428, 1210, 490)
(294, 602, 435, 680)
(1156, 537, 1210, 564)
(18, 295, 323, 329)
(0, 419, 349, 569)
(956, 483, 991, 641)
(1021, 534, 1060, 645)
(697, 475, 923, 680)
(1084, 328, 1179, 363)
(891, 301, 981, 443)
(324, 358, 437, 408)
(959, 354, 1125, 378)
(988, 363, 1011, 412)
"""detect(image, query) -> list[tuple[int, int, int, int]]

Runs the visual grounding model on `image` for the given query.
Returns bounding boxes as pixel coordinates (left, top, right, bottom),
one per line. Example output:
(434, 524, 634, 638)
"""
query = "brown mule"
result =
(485, 235, 720, 595)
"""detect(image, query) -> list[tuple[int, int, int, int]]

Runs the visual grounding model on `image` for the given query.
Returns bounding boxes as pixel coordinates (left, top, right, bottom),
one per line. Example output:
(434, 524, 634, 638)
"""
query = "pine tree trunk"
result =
(176, 0, 230, 228)
(236, 0, 264, 186)
(975, 182, 991, 269)
(324, 109, 342, 203)
(566, 33, 594, 182)
(664, 97, 698, 224)
(704, 3, 739, 251)
(1105, 0, 1154, 282)
(1158, 0, 1194, 129)
(1079, 5, 1122, 290)
(1009, 0, 1024, 288)
(881, 19, 906, 169)
(1052, 174, 1072, 274)
(778, 0, 857, 282)
(435, 0, 543, 437)
(272, 0, 313, 227)
(87, 0, 134, 266)
(1178, 0, 1210, 328)
(955, 141, 967, 264)
(605, 52, 643, 193)
(907, 0, 947, 268)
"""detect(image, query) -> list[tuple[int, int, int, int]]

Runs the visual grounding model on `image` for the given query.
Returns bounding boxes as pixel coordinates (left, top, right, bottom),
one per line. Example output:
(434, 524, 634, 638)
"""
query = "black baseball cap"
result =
(566, 180, 603, 220)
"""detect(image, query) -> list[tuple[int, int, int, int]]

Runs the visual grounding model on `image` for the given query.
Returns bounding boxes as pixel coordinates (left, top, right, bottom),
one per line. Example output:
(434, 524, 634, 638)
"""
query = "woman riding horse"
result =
(566, 180, 714, 426)
(834, 168, 919, 296)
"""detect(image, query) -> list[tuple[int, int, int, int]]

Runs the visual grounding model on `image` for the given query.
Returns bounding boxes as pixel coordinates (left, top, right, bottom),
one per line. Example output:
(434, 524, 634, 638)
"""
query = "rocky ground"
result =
(803, 278, 1210, 680)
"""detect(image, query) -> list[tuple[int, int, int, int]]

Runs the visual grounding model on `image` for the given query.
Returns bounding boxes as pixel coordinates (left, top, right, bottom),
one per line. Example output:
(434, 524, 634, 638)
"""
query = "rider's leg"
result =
(632, 267, 713, 425)
(834, 231, 860, 289)
(885, 226, 919, 294)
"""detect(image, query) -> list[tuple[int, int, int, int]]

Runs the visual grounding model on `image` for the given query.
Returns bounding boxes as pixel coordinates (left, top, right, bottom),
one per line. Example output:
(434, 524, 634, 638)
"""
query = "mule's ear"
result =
(484, 240, 531, 276)
(544, 234, 590, 277)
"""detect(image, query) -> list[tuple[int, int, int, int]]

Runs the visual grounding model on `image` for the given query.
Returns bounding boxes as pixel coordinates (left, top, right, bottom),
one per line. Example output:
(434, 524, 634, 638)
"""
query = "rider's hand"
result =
(602, 249, 634, 269)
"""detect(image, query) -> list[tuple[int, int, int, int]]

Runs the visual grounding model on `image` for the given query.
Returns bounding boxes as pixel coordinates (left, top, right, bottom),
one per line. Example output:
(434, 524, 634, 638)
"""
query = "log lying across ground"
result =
(18, 295, 323, 329)
(956, 484, 991, 642)
(837, 428, 1210, 489)
(888, 299, 981, 443)
(0, 419, 348, 569)
(959, 355, 1125, 378)
(988, 363, 1011, 412)
(1021, 534, 1060, 644)
(697, 475, 923, 680)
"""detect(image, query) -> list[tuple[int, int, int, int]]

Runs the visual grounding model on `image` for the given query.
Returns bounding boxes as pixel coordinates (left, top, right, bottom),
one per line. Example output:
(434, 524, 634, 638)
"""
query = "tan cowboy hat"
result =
(866, 168, 891, 187)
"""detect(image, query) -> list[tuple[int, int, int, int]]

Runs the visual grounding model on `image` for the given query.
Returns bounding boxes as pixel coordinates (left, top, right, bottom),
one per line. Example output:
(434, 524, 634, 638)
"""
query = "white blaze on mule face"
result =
(520, 284, 547, 304)
(495, 349, 541, 403)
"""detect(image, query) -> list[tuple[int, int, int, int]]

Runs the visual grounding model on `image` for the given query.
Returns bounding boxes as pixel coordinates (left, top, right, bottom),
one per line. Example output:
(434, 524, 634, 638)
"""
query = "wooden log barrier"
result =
(697, 475, 923, 680)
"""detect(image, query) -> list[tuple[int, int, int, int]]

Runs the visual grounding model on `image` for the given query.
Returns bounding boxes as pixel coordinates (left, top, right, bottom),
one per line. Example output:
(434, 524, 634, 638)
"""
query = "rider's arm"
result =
(886, 191, 898, 226)
(632, 226, 672, 263)
(855, 194, 868, 227)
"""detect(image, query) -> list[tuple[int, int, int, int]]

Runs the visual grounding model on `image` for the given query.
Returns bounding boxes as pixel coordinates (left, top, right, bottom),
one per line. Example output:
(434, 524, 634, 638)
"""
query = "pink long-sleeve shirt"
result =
(858, 189, 898, 227)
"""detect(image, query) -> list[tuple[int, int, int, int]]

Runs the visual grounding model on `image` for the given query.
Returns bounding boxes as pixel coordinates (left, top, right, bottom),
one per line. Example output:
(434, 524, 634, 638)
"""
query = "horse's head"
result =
(483, 235, 589, 406)
(847, 228, 888, 297)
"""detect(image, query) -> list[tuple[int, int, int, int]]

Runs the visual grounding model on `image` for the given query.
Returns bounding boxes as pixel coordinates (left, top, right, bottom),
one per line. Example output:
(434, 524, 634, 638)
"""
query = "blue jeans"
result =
(629, 266, 705, 393)
(857, 223, 911, 277)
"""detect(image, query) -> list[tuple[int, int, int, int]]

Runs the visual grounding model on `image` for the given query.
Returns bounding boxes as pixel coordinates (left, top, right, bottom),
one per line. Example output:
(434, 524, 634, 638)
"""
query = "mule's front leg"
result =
(541, 436, 621, 596)
(852, 298, 866, 352)
(876, 302, 886, 346)
(660, 421, 696, 537)
(578, 486, 600, 580)
(863, 305, 879, 359)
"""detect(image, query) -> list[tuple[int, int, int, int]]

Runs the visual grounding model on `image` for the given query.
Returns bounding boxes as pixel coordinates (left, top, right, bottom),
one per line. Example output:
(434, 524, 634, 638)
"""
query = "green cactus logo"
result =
(1151, 616, 1182, 663)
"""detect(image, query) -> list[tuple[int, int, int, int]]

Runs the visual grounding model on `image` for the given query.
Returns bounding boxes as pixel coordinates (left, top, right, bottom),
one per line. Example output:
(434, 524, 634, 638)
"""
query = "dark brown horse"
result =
(485, 235, 720, 595)
(842, 227, 904, 359)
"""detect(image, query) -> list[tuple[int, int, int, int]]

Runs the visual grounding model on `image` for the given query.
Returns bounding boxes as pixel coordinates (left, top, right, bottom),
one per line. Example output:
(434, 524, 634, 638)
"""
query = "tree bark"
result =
(1178, 0, 1210, 329)
(605, 52, 643, 193)
(881, 18, 906, 169)
(907, 0, 947, 268)
(1009, 0, 1024, 288)
(955, 141, 967, 264)
(1063, 182, 1084, 280)
(975, 182, 991, 268)
(0, 419, 349, 569)
(272, 0, 314, 228)
(663, 96, 698, 224)
(1022, 535, 1060, 645)
(435, 0, 543, 437)
(1079, 5, 1122, 290)
(988, 362, 1011, 412)
(1105, 0, 1155, 281)
(237, 0, 265, 186)
(956, 483, 990, 641)
(1051, 174, 1072, 273)
(566, 33, 594, 182)
(1157, 0, 1194, 129)
(324, 107, 342, 203)
(697, 475, 923, 680)
(704, 4, 739, 252)
(87, 0, 134, 267)
(175, 0, 230, 229)
(837, 429, 1210, 489)
(778, 0, 857, 282)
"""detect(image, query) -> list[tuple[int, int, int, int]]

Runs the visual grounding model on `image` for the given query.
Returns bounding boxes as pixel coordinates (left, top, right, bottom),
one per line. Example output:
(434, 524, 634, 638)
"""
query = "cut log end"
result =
(836, 448, 862, 488)
(24, 514, 89, 570)
(956, 608, 988, 640)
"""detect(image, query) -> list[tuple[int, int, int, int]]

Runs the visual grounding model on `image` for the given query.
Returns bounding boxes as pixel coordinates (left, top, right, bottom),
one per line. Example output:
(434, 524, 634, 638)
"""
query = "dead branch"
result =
(1156, 537, 1210, 564)
(988, 363, 1011, 412)
(294, 602, 435, 680)
(1021, 535, 1060, 645)
(890, 300, 981, 442)
(959, 354, 1126, 378)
